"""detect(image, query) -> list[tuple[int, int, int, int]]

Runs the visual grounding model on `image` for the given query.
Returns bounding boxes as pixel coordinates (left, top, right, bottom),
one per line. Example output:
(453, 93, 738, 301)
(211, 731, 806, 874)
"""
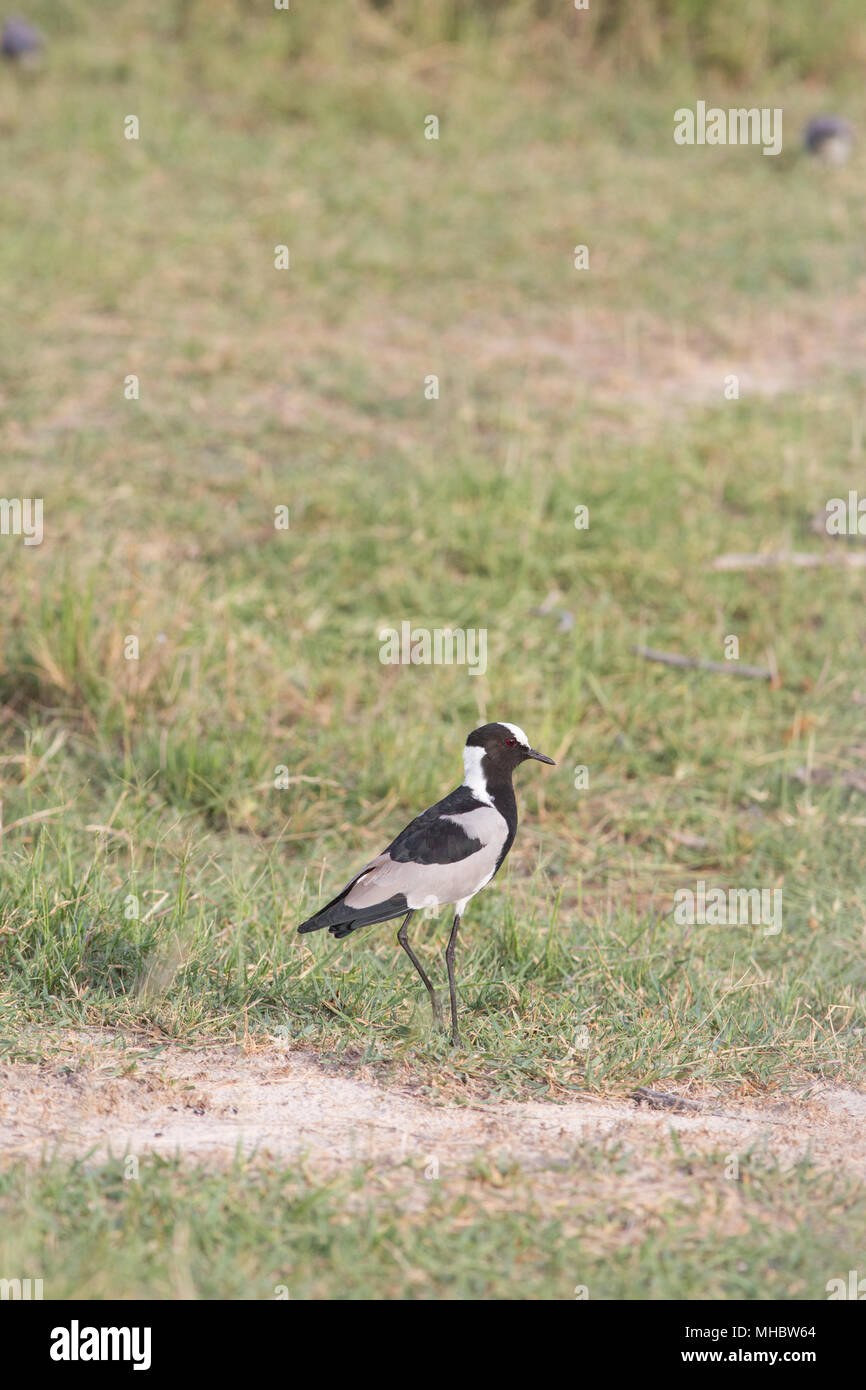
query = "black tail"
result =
(297, 892, 408, 938)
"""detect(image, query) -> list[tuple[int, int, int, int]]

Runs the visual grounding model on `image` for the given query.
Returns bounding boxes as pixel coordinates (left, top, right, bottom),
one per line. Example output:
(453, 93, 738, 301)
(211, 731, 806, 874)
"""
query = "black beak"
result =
(526, 747, 555, 765)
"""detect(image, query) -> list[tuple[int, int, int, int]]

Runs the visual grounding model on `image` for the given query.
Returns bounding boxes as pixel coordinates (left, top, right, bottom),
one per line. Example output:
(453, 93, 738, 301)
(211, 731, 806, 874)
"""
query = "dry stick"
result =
(713, 551, 866, 571)
(632, 645, 773, 680)
(0, 802, 72, 848)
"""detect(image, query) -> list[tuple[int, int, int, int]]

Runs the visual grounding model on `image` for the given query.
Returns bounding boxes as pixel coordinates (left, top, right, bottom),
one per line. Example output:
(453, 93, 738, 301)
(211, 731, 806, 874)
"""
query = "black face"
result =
(466, 723, 555, 773)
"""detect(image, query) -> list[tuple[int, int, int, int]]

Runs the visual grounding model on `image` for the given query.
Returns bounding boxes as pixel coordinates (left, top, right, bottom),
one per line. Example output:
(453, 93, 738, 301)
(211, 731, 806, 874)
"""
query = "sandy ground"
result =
(1, 1039, 864, 1179)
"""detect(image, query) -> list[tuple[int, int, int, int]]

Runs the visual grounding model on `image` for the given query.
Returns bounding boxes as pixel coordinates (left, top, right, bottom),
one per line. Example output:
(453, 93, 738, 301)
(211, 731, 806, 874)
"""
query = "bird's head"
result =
(464, 722, 555, 784)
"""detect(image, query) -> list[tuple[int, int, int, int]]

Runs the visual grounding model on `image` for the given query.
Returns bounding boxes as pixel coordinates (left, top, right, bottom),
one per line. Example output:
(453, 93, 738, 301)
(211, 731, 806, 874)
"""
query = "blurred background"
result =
(0, 0, 865, 1299)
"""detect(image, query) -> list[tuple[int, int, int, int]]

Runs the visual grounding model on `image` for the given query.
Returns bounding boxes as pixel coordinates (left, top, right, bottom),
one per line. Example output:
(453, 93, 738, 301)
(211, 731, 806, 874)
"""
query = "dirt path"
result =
(2, 1040, 864, 1178)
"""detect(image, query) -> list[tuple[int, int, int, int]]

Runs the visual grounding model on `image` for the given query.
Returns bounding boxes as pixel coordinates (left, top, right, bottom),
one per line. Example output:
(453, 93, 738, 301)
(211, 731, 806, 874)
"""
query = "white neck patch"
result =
(500, 721, 529, 747)
(461, 745, 494, 805)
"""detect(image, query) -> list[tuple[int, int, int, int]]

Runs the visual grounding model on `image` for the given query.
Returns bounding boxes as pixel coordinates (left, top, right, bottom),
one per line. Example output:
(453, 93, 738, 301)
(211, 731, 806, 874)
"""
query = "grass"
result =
(2, 397, 865, 1095)
(0, 0, 865, 1298)
(2, 1145, 864, 1300)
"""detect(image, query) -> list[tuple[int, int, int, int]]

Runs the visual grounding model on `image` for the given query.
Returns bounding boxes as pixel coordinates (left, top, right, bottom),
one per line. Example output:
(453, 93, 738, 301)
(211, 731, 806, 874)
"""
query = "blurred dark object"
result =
(803, 115, 853, 166)
(1, 15, 43, 64)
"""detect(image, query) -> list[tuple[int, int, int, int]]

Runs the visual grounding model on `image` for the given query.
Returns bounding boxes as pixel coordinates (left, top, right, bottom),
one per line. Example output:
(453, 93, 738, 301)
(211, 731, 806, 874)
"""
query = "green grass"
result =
(0, 0, 865, 1299)
(2, 392, 865, 1097)
(1, 1146, 863, 1300)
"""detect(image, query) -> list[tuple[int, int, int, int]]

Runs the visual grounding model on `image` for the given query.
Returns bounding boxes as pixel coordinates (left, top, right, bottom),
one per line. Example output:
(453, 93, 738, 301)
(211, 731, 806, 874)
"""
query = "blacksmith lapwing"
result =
(1, 16, 43, 63)
(297, 721, 555, 1045)
(803, 115, 853, 166)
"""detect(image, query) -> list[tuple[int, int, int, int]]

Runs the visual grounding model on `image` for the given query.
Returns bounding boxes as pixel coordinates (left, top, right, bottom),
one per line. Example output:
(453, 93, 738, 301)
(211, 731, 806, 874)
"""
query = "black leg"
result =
(445, 912, 462, 1047)
(396, 911, 442, 1027)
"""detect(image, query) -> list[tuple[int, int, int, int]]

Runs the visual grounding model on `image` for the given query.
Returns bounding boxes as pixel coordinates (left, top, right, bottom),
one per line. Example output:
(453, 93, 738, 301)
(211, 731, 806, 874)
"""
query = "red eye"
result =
(506, 738, 517, 746)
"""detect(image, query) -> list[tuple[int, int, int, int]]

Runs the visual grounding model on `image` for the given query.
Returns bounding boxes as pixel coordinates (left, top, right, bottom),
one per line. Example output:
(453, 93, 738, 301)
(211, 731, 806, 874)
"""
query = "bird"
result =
(802, 116, 853, 166)
(1, 16, 43, 64)
(297, 721, 555, 1045)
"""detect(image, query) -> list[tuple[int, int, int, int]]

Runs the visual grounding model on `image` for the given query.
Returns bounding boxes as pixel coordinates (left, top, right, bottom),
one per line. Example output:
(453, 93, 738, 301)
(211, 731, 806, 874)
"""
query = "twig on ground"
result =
(632, 646, 773, 680)
(793, 766, 866, 795)
(630, 1088, 702, 1113)
(712, 551, 866, 571)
